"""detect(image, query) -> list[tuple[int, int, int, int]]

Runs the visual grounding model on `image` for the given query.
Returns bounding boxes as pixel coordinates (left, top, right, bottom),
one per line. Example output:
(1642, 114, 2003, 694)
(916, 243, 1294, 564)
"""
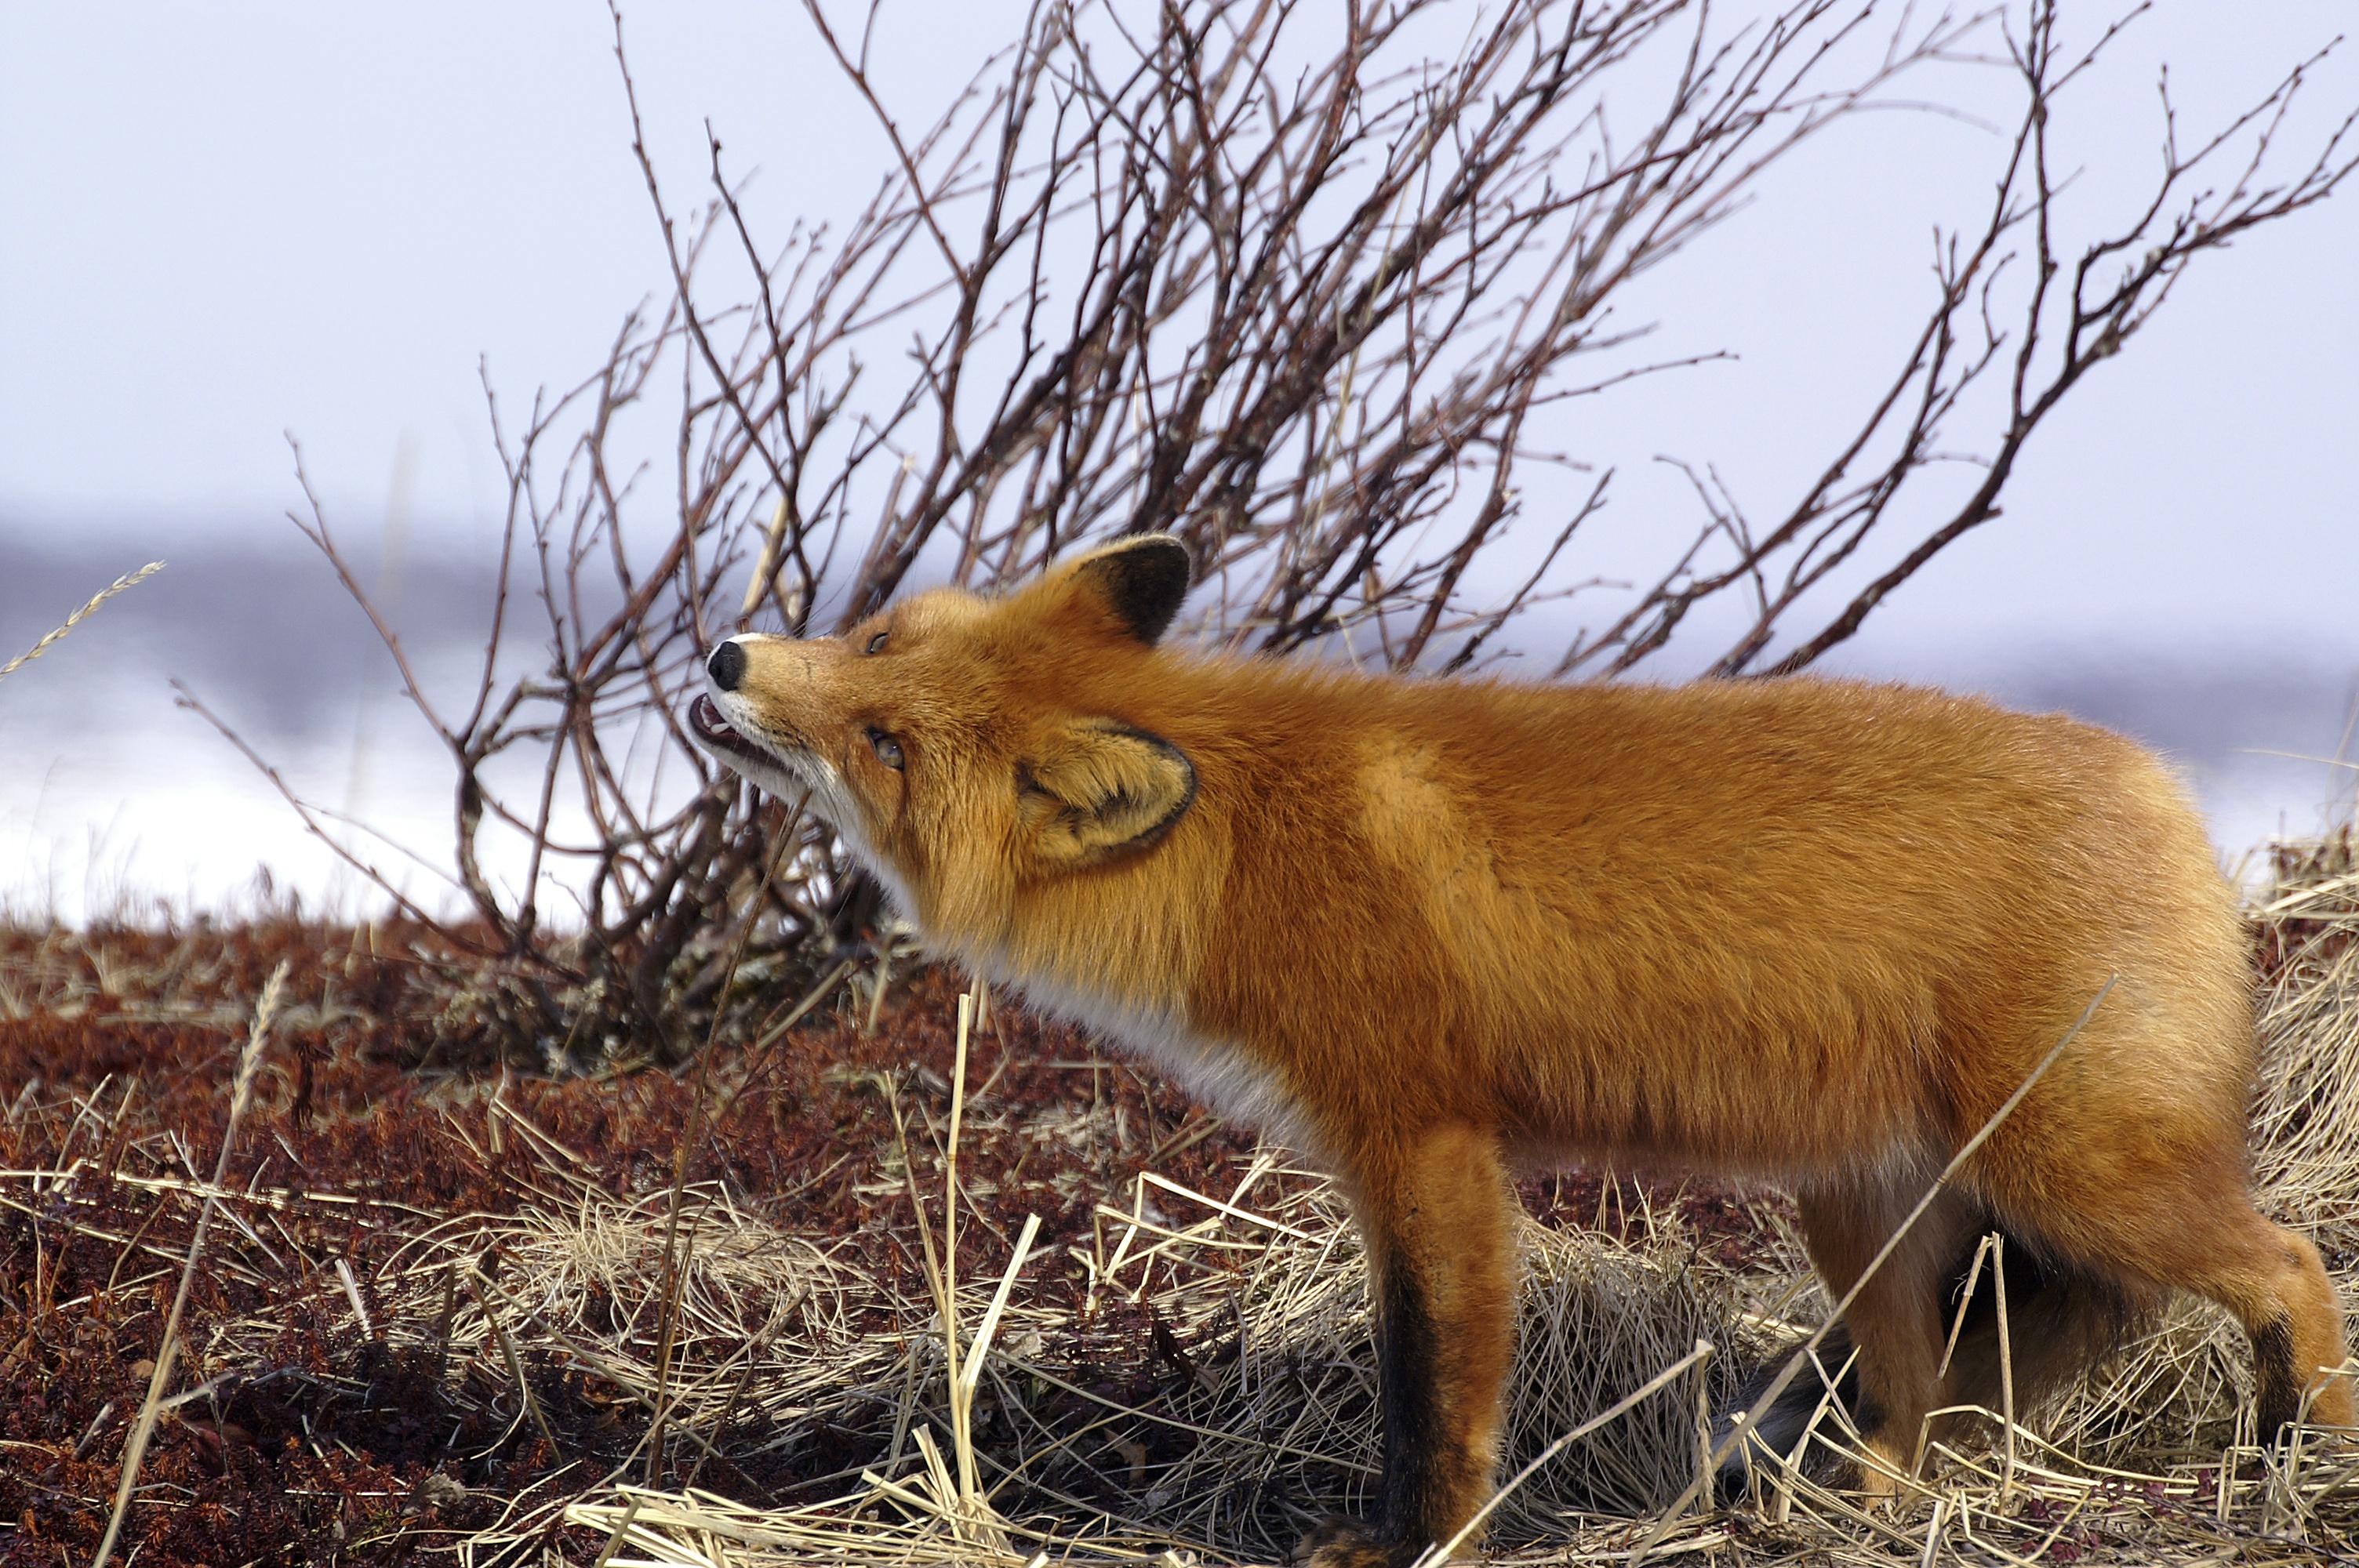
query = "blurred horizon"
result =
(5, 528, 2354, 924)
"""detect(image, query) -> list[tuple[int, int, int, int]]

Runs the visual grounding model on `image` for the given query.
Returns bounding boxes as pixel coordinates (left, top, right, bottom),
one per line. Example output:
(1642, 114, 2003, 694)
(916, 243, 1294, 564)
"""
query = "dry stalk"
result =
(0, 559, 165, 686)
(90, 956, 289, 1568)
(587, 1497, 644, 1568)
(471, 1270, 562, 1454)
(873, 986, 1045, 1552)
(1995, 1232, 2016, 1498)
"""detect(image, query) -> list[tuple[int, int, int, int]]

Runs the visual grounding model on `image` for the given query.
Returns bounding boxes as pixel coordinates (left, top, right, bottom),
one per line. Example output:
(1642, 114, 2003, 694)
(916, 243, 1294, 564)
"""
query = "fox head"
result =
(688, 535, 1199, 934)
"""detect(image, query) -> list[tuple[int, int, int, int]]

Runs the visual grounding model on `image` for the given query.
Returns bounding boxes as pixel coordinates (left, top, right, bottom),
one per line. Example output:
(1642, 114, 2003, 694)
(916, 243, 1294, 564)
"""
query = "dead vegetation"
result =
(2, 832, 2358, 1565)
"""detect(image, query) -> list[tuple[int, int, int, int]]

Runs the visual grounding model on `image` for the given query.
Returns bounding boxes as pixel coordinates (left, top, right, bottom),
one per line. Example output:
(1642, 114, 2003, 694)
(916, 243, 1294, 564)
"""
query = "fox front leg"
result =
(1299, 1125, 1517, 1568)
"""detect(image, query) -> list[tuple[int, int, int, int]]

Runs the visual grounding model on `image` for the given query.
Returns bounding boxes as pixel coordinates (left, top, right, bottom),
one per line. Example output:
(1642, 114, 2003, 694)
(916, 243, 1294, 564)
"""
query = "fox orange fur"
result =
(689, 535, 2351, 1566)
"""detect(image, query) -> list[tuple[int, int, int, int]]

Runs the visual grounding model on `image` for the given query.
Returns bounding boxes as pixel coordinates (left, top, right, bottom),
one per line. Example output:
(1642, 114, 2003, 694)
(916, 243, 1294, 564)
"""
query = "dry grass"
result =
(435, 1170, 1773, 1567)
(8, 834, 2359, 1565)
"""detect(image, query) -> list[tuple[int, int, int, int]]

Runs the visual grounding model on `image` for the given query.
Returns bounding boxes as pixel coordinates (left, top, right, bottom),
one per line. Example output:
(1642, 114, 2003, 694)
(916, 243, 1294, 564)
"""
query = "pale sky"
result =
(3, 2, 2353, 633)
(3, 2, 2356, 915)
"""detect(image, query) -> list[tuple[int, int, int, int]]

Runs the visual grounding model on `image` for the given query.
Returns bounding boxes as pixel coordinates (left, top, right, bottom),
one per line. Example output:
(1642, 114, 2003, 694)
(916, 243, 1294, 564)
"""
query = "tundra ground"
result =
(2, 833, 2356, 1566)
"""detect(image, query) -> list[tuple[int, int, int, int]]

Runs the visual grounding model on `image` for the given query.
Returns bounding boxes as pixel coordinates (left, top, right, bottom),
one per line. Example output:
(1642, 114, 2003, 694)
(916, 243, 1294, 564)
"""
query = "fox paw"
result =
(1289, 1517, 1405, 1568)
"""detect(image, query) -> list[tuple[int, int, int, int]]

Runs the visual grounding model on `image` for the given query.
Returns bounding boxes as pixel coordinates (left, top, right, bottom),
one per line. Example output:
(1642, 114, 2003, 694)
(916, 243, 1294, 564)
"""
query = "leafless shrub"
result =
(260, 0, 2350, 1062)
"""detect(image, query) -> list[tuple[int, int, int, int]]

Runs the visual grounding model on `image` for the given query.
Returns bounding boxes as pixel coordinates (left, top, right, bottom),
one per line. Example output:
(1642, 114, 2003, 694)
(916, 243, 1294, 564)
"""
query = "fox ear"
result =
(1048, 534, 1191, 646)
(1018, 720, 1196, 869)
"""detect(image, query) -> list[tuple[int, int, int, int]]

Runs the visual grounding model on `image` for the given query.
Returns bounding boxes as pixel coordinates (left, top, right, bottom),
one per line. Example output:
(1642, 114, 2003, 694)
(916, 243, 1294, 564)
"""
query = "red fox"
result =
(689, 535, 2351, 1566)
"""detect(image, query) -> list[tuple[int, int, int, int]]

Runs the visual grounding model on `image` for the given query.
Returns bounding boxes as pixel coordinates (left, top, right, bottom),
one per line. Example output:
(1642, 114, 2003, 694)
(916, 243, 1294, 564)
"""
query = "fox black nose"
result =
(707, 641, 746, 691)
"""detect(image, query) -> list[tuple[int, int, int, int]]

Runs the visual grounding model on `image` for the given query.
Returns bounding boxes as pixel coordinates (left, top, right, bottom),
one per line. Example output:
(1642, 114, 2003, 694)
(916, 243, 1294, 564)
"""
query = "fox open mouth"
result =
(689, 695, 772, 768)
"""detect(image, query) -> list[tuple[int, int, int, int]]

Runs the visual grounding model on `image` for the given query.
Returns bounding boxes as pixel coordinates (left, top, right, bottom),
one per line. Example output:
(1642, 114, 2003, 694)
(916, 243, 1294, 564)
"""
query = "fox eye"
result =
(865, 630, 889, 655)
(868, 728, 904, 770)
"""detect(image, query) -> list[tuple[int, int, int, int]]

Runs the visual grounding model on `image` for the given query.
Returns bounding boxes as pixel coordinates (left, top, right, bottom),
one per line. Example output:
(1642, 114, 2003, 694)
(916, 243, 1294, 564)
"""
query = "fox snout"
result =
(688, 633, 822, 809)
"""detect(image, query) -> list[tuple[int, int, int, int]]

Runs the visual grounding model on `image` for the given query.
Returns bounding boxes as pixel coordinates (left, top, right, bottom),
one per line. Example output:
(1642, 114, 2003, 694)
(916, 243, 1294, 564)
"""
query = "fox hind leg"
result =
(1975, 1128, 2352, 1439)
(2139, 1209, 2350, 1437)
(1781, 1181, 1982, 1494)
